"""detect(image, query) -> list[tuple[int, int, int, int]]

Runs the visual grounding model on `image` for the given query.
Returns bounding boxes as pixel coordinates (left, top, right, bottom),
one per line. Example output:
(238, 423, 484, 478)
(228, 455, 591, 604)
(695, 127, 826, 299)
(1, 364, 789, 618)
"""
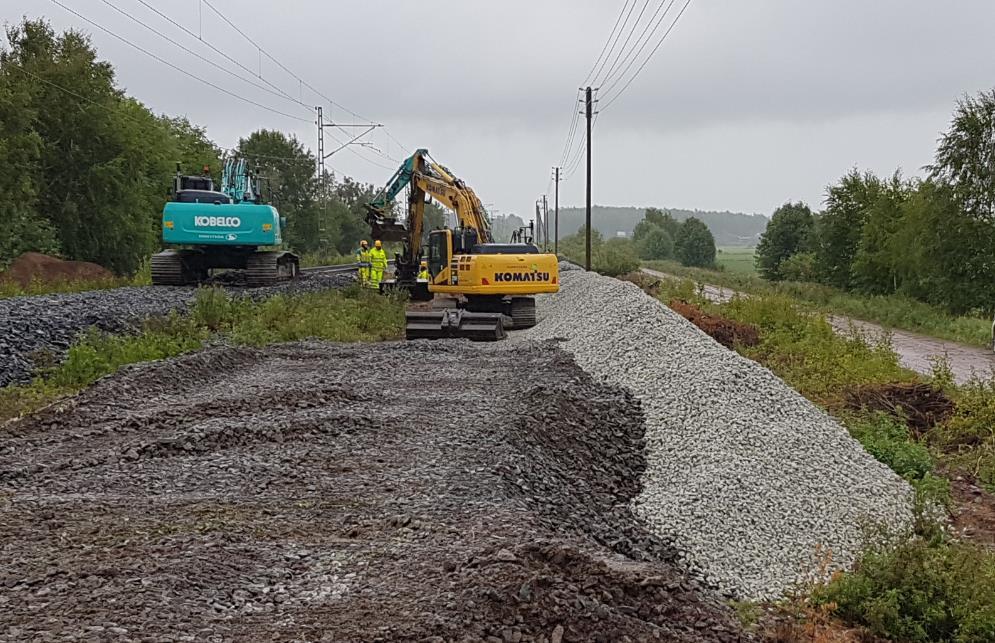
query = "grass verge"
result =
(643, 259, 992, 347)
(627, 273, 995, 641)
(0, 285, 404, 425)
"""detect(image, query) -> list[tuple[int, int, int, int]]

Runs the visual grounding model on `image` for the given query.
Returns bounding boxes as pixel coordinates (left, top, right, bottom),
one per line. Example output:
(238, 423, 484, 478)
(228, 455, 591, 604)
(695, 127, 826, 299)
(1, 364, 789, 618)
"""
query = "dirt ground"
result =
(0, 253, 114, 287)
(0, 340, 751, 642)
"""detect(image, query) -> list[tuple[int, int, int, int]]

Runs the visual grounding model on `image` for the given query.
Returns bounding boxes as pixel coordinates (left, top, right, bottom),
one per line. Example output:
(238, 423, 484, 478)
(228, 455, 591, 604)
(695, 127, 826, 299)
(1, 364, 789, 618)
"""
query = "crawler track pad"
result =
(405, 310, 506, 341)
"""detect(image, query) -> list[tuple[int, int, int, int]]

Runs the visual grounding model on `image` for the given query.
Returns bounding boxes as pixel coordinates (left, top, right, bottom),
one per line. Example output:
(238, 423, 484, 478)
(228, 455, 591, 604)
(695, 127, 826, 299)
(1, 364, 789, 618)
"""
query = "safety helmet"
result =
(360, 239, 368, 247)
(374, 240, 382, 248)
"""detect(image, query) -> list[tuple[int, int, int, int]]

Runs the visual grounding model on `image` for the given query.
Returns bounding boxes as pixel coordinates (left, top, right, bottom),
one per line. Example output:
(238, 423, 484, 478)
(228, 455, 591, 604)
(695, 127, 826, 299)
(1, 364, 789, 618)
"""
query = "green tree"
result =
(851, 173, 912, 294)
(634, 207, 680, 243)
(893, 181, 995, 313)
(755, 201, 814, 281)
(638, 226, 674, 260)
(237, 130, 322, 253)
(930, 89, 995, 219)
(1, 19, 174, 273)
(814, 169, 883, 289)
(674, 217, 716, 268)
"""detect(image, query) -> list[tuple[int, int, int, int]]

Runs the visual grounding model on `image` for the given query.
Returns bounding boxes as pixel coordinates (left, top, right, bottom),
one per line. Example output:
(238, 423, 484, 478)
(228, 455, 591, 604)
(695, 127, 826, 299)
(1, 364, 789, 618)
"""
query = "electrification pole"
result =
(584, 86, 594, 271)
(552, 166, 560, 254)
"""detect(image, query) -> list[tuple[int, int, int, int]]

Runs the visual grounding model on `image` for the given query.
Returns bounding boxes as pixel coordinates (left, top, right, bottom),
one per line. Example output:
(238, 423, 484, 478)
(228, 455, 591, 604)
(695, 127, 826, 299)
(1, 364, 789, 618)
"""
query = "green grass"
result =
(0, 285, 404, 425)
(643, 259, 992, 347)
(715, 246, 757, 275)
(298, 252, 354, 268)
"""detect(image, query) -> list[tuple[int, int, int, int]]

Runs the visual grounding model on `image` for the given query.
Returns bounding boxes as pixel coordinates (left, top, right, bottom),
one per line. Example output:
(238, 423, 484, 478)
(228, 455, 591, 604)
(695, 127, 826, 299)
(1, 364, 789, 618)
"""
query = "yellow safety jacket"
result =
(369, 247, 388, 271)
(417, 269, 430, 281)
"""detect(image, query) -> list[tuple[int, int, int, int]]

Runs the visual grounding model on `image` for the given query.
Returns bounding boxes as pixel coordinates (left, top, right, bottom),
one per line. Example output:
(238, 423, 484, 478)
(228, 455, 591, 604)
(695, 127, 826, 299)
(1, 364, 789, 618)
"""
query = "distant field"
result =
(715, 246, 756, 274)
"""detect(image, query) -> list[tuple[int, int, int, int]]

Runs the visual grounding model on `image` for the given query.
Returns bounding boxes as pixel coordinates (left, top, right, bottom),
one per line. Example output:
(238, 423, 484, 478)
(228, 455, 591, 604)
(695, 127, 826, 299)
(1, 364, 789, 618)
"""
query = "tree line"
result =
(755, 89, 995, 315)
(0, 19, 384, 274)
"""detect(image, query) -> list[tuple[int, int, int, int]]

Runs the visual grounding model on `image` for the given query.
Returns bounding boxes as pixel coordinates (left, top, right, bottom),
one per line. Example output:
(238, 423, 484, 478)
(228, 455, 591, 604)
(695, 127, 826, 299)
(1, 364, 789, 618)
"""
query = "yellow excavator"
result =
(365, 149, 559, 340)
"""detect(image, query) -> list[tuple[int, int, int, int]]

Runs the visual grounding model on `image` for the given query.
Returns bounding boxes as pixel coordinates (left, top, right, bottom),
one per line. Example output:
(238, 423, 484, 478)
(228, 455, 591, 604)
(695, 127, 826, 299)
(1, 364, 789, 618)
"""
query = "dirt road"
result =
(0, 340, 749, 641)
(642, 268, 995, 384)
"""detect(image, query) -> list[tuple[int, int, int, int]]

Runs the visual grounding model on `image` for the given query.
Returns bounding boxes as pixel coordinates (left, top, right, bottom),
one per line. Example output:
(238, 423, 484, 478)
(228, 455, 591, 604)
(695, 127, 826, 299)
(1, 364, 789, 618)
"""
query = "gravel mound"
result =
(0, 340, 750, 641)
(0, 272, 352, 387)
(521, 268, 914, 600)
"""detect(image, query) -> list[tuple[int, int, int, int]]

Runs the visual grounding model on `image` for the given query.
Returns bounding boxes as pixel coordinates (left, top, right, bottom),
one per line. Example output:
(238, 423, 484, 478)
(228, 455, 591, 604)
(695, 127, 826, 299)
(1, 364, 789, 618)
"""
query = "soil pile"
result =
(0, 252, 113, 287)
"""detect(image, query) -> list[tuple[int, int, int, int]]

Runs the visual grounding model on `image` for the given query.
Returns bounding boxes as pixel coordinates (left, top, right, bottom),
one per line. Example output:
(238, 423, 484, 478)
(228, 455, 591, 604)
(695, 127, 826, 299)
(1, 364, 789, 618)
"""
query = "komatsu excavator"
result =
(365, 149, 559, 340)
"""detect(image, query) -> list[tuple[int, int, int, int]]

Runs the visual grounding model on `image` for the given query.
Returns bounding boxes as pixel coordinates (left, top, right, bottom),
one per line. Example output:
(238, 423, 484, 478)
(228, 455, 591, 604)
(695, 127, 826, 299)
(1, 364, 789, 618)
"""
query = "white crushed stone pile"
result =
(522, 268, 913, 600)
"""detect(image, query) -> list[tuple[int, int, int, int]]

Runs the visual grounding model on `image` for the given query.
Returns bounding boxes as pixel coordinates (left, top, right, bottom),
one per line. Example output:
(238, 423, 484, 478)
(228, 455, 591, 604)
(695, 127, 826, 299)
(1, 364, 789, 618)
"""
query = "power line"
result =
(557, 89, 583, 168)
(597, 0, 654, 87)
(600, 0, 676, 89)
(99, 0, 312, 114)
(590, 0, 638, 86)
(580, 1, 632, 87)
(600, 0, 694, 110)
(48, 0, 311, 123)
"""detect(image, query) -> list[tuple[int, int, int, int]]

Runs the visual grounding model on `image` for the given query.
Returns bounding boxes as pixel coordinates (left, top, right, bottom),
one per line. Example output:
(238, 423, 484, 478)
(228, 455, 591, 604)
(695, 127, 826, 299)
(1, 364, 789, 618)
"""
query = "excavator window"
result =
(427, 230, 450, 276)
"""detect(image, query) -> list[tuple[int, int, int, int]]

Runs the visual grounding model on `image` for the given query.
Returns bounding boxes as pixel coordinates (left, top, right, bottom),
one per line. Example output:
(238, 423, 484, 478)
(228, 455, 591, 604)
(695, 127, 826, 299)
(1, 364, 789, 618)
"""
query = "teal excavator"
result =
(151, 157, 299, 286)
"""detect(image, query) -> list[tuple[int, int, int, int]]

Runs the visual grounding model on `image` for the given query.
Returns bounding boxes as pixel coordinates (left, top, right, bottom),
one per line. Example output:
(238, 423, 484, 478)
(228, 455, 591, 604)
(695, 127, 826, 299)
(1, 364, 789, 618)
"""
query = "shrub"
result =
(594, 238, 639, 276)
(815, 537, 995, 643)
(847, 413, 934, 481)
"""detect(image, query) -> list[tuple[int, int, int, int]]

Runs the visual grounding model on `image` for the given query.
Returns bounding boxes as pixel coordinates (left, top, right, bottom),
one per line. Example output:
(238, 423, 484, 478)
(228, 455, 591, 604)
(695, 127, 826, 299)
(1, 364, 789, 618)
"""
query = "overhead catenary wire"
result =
(132, 0, 299, 104)
(98, 0, 313, 115)
(200, 0, 407, 151)
(47, 0, 311, 123)
(600, 0, 694, 111)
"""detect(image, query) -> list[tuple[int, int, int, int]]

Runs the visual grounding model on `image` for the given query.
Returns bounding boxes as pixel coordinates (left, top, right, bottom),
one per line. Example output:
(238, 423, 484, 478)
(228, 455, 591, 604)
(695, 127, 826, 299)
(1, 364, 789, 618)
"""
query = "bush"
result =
(638, 226, 674, 260)
(815, 537, 995, 642)
(594, 238, 639, 276)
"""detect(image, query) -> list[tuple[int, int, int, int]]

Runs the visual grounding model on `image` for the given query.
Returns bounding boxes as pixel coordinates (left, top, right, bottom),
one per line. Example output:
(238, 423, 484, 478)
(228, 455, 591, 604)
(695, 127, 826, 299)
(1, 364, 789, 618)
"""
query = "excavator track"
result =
(150, 250, 195, 286)
(245, 251, 300, 287)
(509, 297, 537, 329)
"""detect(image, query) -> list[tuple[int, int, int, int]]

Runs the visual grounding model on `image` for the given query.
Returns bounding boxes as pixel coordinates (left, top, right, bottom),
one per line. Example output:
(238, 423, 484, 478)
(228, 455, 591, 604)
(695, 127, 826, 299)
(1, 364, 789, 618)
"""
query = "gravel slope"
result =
(0, 273, 352, 387)
(521, 267, 914, 600)
(0, 340, 750, 641)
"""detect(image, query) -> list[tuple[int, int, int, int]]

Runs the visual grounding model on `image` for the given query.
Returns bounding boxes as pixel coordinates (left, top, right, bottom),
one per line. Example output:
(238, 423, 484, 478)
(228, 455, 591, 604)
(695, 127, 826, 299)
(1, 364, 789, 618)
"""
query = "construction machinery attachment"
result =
(405, 309, 506, 341)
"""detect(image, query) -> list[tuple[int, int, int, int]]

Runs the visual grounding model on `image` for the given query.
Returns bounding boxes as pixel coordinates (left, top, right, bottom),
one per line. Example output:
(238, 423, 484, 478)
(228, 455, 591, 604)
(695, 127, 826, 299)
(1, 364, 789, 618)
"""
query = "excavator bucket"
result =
(405, 309, 506, 341)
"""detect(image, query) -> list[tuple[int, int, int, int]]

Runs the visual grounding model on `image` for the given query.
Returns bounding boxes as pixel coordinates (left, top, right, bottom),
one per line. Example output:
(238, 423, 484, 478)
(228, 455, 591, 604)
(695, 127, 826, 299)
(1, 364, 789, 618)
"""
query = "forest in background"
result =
(0, 19, 387, 274)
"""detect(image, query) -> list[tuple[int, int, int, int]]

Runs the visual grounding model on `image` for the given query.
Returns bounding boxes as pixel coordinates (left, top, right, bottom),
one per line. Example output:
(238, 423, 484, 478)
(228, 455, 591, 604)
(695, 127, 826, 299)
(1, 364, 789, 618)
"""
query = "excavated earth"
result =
(0, 340, 752, 642)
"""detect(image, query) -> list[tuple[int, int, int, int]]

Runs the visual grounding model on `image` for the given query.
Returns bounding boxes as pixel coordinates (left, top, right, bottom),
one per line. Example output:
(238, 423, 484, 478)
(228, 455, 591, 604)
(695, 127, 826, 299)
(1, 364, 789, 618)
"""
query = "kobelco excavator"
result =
(365, 149, 559, 340)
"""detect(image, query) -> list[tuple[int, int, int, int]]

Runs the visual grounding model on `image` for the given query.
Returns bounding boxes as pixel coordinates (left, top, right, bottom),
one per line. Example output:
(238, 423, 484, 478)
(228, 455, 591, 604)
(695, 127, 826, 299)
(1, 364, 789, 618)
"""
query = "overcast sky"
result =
(5, 0, 995, 222)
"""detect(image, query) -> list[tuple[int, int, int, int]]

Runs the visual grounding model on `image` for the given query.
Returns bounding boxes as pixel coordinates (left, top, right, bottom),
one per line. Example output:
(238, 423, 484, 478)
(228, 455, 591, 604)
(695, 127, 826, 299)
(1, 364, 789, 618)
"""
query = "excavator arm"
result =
(365, 148, 492, 280)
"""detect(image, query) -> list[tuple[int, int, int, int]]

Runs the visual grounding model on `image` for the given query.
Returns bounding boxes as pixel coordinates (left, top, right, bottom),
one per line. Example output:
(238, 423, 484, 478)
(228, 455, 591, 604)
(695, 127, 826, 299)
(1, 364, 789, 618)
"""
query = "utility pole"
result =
(315, 106, 382, 179)
(584, 86, 594, 271)
(552, 166, 560, 255)
(315, 106, 324, 178)
(542, 194, 548, 251)
(535, 199, 543, 247)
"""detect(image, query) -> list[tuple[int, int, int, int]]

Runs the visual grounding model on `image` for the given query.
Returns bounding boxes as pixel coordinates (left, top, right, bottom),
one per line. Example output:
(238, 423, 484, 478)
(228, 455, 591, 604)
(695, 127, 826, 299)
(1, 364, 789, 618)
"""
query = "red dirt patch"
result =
(669, 299, 761, 349)
(0, 252, 114, 287)
(842, 383, 955, 437)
